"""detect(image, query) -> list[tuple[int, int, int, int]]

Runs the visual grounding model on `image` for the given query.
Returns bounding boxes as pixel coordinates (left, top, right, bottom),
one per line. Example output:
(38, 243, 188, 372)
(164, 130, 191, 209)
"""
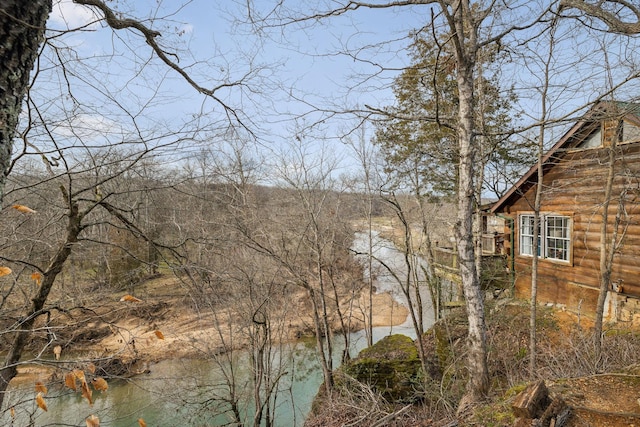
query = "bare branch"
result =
(72, 0, 251, 130)
(560, 0, 640, 34)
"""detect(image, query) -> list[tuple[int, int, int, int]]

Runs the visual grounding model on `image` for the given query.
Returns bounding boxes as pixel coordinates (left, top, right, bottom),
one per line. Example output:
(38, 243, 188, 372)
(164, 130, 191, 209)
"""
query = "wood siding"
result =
(501, 142, 640, 315)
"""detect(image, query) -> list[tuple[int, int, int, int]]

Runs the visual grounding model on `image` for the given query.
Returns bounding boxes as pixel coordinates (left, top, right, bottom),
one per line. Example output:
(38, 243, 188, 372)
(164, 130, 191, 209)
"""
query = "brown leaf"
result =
(92, 377, 108, 392)
(137, 418, 147, 427)
(64, 372, 77, 391)
(12, 204, 37, 214)
(73, 369, 86, 382)
(34, 381, 47, 395)
(36, 392, 47, 412)
(81, 380, 93, 405)
(86, 362, 96, 374)
(86, 414, 100, 427)
(120, 294, 142, 303)
(154, 330, 165, 340)
(0, 266, 12, 277)
(31, 272, 42, 285)
(53, 345, 62, 360)
(10, 406, 15, 419)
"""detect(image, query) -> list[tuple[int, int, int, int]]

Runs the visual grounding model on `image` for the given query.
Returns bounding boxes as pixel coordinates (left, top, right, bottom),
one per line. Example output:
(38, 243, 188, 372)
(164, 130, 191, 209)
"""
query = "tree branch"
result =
(72, 0, 250, 129)
(560, 0, 640, 34)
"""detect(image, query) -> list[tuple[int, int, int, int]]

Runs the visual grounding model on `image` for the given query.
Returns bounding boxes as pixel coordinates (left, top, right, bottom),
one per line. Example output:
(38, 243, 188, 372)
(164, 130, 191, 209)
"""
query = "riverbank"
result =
(94, 277, 408, 362)
(11, 273, 409, 384)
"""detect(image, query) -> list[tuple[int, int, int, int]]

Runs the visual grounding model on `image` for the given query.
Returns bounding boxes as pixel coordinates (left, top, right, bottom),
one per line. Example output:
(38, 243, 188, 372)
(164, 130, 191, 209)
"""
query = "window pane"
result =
(545, 215, 570, 261)
(520, 215, 535, 256)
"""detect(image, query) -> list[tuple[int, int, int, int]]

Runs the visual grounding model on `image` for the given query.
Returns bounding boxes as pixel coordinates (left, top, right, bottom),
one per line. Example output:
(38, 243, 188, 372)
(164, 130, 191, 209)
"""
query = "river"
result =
(5, 231, 435, 426)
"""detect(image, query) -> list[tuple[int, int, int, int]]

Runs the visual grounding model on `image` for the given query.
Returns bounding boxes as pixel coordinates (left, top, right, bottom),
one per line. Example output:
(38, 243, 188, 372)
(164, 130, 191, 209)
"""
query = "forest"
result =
(3, 0, 640, 426)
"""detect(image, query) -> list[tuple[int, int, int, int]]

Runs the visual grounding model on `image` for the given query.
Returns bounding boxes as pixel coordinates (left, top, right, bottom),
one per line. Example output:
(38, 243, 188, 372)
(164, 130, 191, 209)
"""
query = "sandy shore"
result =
(10, 288, 409, 385)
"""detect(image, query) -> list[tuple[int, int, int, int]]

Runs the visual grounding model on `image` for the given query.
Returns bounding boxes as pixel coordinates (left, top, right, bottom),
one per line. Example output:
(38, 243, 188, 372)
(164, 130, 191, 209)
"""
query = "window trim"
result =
(518, 212, 572, 264)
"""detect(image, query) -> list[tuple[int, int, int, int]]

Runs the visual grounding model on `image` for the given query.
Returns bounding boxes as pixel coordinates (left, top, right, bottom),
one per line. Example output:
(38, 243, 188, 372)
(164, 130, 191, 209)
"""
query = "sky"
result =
(41, 0, 431, 181)
(34, 0, 640, 189)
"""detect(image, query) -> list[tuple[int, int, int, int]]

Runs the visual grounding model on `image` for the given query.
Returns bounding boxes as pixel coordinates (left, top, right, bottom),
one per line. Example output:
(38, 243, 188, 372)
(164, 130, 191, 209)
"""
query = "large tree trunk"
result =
(0, 0, 52, 203)
(455, 39, 489, 410)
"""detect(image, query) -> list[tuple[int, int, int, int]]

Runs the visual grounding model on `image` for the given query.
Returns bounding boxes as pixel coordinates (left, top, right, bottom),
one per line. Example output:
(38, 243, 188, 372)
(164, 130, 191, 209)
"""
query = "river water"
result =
(5, 231, 435, 426)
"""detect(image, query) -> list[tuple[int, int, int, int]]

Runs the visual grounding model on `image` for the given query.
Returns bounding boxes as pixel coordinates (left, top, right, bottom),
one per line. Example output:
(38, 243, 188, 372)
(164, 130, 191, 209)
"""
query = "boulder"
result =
(342, 334, 422, 401)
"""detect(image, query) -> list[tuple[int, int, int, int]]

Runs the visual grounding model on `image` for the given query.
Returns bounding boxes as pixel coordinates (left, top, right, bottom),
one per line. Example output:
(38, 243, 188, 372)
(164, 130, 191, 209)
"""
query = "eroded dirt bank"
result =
(12, 274, 409, 383)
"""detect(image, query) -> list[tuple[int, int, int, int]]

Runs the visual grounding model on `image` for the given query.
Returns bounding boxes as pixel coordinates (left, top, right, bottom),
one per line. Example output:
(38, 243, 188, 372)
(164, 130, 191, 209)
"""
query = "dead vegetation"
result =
(305, 298, 640, 426)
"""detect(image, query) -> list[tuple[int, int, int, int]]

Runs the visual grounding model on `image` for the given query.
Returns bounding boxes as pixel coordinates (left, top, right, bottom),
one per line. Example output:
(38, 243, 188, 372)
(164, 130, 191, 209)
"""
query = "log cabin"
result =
(491, 101, 640, 323)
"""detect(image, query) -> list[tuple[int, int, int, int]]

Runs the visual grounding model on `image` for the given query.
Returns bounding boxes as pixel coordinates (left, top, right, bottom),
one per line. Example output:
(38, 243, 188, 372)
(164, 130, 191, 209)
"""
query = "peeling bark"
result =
(450, 2, 490, 408)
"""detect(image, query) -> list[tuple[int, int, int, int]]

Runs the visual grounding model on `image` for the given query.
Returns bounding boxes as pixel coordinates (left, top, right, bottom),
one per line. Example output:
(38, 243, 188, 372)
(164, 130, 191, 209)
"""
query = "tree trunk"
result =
(530, 19, 557, 378)
(0, 0, 52, 203)
(307, 286, 334, 394)
(416, 197, 441, 321)
(0, 199, 82, 410)
(594, 122, 621, 360)
(455, 47, 489, 409)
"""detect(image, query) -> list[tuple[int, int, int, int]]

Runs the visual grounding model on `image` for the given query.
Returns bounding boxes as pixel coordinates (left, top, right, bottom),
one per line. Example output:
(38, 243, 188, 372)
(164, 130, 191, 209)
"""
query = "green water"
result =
(5, 327, 419, 426)
(4, 232, 433, 426)
(5, 341, 330, 427)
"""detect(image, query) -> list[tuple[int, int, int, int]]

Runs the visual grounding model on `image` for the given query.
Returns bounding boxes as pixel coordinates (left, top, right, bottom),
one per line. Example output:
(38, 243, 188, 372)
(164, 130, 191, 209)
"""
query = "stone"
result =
(342, 334, 421, 401)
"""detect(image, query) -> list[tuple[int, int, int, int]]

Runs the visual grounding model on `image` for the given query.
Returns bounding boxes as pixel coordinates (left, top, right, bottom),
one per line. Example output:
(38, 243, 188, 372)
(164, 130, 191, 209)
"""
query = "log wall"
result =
(500, 142, 640, 317)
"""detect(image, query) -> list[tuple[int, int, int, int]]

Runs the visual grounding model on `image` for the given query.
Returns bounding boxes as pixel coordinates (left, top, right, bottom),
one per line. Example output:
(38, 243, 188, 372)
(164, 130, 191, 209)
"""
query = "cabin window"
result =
(576, 128, 602, 149)
(622, 121, 640, 143)
(519, 214, 537, 257)
(519, 213, 571, 262)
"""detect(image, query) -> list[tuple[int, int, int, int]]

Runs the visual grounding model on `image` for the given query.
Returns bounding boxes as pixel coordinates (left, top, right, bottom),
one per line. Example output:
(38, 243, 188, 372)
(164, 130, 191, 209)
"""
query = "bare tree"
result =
(250, 0, 640, 410)
(344, 128, 386, 347)
(592, 104, 632, 362)
(377, 191, 431, 374)
(0, 140, 187, 409)
(229, 139, 361, 398)
(249, 2, 556, 407)
(528, 16, 560, 378)
(0, 0, 264, 414)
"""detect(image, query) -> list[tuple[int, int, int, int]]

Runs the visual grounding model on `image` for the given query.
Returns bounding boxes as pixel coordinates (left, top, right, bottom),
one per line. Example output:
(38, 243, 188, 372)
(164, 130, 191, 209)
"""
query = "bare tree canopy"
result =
(0, 0, 255, 204)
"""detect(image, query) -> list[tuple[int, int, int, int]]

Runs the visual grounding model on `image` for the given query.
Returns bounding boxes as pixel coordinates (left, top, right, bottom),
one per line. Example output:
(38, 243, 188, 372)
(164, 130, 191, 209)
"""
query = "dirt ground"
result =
(515, 310, 640, 427)
(550, 373, 640, 427)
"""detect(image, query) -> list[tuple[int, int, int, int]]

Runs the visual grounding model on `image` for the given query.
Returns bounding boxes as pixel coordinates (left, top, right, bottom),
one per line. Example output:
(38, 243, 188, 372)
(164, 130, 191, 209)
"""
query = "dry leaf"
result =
(53, 345, 62, 360)
(73, 369, 86, 382)
(81, 380, 93, 405)
(154, 330, 165, 340)
(86, 414, 100, 427)
(138, 418, 147, 427)
(64, 372, 77, 391)
(34, 381, 47, 395)
(12, 204, 37, 214)
(35, 392, 47, 412)
(119, 294, 142, 303)
(31, 272, 42, 285)
(10, 406, 15, 418)
(0, 266, 12, 277)
(86, 362, 96, 374)
(91, 377, 108, 392)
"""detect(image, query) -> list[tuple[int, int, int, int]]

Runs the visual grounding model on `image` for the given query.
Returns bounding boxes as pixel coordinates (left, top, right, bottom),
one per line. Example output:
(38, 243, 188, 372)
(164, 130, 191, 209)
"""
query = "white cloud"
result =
(49, 0, 100, 30)
(177, 24, 194, 36)
(54, 114, 122, 142)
